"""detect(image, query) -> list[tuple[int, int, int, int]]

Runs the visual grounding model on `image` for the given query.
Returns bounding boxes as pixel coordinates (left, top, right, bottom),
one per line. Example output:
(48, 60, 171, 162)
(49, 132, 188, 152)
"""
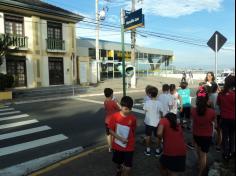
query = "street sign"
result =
(207, 31, 227, 52)
(124, 8, 144, 31)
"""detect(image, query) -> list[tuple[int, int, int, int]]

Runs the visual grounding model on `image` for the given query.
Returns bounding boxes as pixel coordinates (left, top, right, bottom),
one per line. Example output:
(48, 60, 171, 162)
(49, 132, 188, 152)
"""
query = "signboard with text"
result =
(124, 8, 145, 31)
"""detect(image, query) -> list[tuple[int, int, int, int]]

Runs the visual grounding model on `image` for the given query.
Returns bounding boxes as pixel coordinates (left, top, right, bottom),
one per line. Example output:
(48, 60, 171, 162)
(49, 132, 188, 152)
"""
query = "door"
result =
(48, 57, 64, 85)
(6, 56, 27, 87)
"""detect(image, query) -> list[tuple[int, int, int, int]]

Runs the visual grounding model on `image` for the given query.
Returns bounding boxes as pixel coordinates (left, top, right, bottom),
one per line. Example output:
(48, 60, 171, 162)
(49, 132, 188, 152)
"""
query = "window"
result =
(4, 14, 24, 36)
(47, 22, 62, 39)
(89, 48, 96, 59)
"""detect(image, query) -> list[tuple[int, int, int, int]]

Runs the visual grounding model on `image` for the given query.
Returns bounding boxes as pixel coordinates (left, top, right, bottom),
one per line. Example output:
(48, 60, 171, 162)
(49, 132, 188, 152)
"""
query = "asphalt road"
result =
(0, 92, 146, 170)
(0, 89, 198, 171)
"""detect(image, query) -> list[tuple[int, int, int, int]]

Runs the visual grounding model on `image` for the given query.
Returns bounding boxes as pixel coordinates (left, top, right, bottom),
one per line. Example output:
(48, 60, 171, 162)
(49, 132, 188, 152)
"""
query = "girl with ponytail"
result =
(191, 86, 216, 176)
(157, 113, 186, 176)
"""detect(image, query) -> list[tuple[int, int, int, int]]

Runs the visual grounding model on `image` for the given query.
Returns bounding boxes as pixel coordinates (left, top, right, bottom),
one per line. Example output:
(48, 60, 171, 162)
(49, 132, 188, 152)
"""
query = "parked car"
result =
(216, 70, 234, 86)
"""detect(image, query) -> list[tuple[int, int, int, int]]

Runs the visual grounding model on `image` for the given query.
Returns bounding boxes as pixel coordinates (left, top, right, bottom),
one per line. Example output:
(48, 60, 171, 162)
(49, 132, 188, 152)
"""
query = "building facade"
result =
(77, 37, 174, 80)
(0, 0, 82, 88)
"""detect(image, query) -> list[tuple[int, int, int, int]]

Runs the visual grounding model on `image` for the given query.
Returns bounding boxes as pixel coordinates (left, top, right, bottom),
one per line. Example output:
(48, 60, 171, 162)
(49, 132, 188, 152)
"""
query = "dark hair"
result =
(196, 86, 209, 116)
(165, 113, 178, 131)
(120, 96, 133, 110)
(205, 72, 215, 82)
(169, 84, 176, 92)
(211, 82, 218, 93)
(149, 86, 158, 98)
(223, 75, 235, 94)
(162, 84, 170, 92)
(145, 85, 153, 94)
(180, 81, 188, 89)
(104, 88, 113, 98)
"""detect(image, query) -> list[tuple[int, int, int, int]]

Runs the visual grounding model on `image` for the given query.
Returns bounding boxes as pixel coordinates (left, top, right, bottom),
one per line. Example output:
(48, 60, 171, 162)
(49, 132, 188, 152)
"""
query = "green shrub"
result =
(0, 73, 14, 91)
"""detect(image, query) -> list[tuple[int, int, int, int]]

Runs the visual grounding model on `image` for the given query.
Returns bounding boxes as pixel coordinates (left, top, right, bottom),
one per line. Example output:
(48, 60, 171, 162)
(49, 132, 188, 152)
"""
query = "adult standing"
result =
(204, 71, 216, 86)
(217, 75, 235, 160)
(181, 71, 187, 83)
(188, 71, 193, 84)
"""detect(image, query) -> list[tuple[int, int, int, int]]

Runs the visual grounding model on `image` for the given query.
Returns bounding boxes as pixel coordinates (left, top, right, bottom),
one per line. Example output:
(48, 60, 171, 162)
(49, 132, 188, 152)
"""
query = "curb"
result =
(29, 145, 107, 176)
(10, 89, 145, 105)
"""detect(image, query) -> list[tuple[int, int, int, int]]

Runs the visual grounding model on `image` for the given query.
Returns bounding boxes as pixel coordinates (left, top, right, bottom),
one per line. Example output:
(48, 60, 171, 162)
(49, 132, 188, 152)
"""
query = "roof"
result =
(0, 0, 83, 22)
(77, 37, 174, 56)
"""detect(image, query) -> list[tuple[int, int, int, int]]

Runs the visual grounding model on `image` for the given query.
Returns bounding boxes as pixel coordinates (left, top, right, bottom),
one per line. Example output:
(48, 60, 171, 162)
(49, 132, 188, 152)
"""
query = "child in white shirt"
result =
(143, 86, 164, 157)
(158, 84, 172, 116)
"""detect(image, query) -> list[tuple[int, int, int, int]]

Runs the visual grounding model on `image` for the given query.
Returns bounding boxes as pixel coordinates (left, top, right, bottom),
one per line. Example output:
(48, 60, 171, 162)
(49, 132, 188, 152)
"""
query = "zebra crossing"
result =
(0, 105, 69, 168)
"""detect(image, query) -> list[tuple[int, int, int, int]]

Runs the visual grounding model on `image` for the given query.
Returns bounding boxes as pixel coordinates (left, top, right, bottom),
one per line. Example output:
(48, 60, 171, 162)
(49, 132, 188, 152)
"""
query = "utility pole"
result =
(130, 0, 136, 88)
(121, 9, 126, 96)
(215, 33, 218, 78)
(95, 0, 100, 82)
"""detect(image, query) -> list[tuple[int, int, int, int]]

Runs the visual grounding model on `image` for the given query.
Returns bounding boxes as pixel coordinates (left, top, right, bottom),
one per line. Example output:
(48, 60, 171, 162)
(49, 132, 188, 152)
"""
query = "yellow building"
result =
(0, 0, 83, 88)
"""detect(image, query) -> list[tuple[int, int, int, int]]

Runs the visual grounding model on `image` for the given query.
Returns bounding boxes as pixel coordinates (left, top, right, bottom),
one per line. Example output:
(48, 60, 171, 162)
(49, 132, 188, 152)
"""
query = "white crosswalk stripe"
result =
(0, 108, 15, 112)
(0, 111, 21, 116)
(0, 106, 69, 171)
(0, 114, 29, 122)
(0, 119, 39, 129)
(0, 126, 51, 140)
(0, 134, 68, 157)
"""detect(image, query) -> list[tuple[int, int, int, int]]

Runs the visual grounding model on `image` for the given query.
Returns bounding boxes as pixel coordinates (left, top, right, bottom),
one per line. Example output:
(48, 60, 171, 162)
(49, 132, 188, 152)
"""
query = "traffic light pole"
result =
(121, 9, 126, 97)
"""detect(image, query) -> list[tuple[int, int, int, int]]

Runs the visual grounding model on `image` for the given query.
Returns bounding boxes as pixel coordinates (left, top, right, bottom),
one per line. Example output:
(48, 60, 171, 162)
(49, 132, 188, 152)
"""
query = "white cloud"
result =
(111, 0, 223, 18)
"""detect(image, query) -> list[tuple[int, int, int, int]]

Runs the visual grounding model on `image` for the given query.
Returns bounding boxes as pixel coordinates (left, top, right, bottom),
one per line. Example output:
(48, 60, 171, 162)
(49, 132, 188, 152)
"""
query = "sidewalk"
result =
(2, 76, 201, 104)
(31, 131, 226, 176)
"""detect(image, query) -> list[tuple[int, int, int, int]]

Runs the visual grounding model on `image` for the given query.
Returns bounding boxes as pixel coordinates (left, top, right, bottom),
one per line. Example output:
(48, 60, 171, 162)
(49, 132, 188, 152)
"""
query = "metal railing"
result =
(46, 38, 65, 50)
(0, 34, 28, 48)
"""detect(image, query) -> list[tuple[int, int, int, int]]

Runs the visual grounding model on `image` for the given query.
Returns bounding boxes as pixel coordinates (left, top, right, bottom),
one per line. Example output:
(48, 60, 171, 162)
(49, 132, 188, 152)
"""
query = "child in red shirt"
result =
(191, 86, 216, 176)
(108, 96, 136, 176)
(217, 75, 235, 160)
(104, 88, 121, 152)
(157, 113, 186, 175)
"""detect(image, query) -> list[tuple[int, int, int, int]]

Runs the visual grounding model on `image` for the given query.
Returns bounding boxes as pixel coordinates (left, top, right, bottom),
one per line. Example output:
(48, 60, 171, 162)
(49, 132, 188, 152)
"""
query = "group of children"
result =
(103, 74, 235, 176)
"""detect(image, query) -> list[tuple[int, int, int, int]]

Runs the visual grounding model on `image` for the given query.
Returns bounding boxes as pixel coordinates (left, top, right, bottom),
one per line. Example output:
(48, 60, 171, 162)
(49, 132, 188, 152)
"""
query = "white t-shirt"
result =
(143, 99, 163, 127)
(158, 93, 172, 116)
(143, 95, 151, 103)
(169, 92, 179, 114)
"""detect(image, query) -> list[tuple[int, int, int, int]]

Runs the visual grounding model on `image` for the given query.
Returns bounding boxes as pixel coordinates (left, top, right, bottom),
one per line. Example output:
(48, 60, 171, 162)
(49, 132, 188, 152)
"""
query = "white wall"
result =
(63, 56, 72, 85)
(62, 23, 67, 51)
(41, 57, 49, 87)
(41, 20, 47, 52)
(0, 12, 4, 34)
(78, 47, 89, 57)
(24, 17, 33, 50)
(26, 56, 34, 88)
(159, 73, 206, 80)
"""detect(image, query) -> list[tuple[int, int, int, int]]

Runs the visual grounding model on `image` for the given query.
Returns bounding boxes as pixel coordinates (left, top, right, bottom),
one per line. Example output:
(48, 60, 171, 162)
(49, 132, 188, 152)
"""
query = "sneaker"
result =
(186, 142, 195, 150)
(108, 148, 112, 153)
(144, 150, 151, 156)
(186, 126, 191, 131)
(216, 146, 221, 152)
(155, 149, 162, 157)
(116, 170, 122, 176)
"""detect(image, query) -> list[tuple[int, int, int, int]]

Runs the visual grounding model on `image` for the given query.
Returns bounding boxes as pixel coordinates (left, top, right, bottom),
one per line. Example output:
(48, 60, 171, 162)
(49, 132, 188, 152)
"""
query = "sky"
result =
(44, 0, 235, 70)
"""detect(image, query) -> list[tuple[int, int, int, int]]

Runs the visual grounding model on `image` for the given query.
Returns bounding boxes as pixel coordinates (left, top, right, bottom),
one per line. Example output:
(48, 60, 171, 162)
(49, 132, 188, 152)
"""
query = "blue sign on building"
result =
(124, 8, 145, 31)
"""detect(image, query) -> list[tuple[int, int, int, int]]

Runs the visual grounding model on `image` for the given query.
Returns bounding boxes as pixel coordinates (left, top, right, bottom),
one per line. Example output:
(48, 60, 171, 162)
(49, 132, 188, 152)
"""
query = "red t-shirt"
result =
(159, 118, 186, 156)
(217, 90, 235, 120)
(191, 108, 215, 137)
(104, 99, 120, 124)
(108, 112, 137, 152)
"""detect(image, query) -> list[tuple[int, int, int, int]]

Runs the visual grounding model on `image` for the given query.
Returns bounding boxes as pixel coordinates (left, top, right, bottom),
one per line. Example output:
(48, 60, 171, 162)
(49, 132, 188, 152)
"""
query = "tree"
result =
(0, 34, 14, 65)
